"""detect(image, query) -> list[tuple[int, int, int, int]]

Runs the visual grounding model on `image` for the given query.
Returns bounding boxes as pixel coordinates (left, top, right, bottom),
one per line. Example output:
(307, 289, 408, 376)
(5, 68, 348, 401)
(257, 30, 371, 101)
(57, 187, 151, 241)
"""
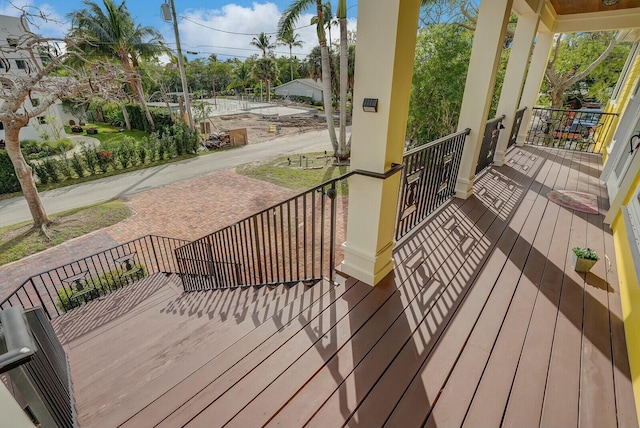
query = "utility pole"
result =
(162, 0, 194, 130)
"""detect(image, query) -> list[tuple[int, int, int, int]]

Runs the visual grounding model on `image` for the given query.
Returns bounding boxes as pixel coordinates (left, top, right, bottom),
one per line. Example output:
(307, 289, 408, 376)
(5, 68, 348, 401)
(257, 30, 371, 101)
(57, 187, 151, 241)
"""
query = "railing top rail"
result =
(177, 164, 404, 251)
(403, 128, 471, 158)
(486, 114, 506, 124)
(532, 106, 618, 116)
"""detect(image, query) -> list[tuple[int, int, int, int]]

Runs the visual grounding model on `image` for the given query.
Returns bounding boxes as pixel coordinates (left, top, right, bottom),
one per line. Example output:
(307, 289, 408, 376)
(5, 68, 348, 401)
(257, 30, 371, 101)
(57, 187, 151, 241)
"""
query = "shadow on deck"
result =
(56, 145, 637, 427)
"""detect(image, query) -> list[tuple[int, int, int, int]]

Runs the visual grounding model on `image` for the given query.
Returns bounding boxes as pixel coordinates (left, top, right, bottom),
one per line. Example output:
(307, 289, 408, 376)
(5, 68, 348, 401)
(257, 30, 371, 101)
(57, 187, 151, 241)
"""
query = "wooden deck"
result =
(55, 145, 638, 427)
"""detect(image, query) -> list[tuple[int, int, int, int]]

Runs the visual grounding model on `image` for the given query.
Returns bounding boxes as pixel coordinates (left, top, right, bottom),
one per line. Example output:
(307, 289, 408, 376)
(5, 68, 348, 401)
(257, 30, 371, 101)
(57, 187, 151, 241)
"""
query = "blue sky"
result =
(0, 0, 358, 59)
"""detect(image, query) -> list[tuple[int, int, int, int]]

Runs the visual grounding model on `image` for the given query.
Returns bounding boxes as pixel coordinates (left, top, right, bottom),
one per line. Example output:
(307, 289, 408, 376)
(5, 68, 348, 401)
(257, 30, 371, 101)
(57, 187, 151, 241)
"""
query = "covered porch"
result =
(56, 144, 637, 427)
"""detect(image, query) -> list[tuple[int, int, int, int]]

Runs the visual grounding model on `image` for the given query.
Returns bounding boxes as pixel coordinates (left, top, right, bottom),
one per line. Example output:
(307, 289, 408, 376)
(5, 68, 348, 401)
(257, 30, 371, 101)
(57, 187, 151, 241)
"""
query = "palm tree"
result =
(279, 0, 338, 154)
(227, 60, 254, 95)
(250, 32, 276, 58)
(278, 28, 304, 81)
(336, 0, 349, 159)
(252, 57, 279, 102)
(69, 0, 165, 131)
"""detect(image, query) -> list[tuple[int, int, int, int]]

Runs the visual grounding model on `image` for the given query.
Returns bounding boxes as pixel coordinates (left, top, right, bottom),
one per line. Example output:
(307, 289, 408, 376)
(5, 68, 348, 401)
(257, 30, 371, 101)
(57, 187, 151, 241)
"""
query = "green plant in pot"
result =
(572, 247, 599, 273)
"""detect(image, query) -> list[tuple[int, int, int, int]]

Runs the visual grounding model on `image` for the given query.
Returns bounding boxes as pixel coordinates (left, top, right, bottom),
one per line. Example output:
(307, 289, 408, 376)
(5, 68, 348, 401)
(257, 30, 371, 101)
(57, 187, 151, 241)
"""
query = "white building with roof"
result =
(273, 78, 324, 103)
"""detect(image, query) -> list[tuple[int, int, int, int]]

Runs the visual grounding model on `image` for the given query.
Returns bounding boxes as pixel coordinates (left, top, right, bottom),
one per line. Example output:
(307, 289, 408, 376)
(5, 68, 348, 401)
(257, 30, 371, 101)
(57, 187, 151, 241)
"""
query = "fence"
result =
(476, 115, 506, 174)
(0, 235, 188, 320)
(508, 107, 527, 148)
(525, 107, 618, 153)
(396, 129, 470, 240)
(1, 307, 75, 427)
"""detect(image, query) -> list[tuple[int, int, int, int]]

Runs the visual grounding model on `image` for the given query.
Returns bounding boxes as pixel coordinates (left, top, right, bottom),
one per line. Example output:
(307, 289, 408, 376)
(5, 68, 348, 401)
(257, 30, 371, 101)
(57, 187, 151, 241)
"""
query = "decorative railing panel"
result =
(508, 107, 527, 148)
(476, 115, 506, 174)
(396, 129, 470, 240)
(0, 235, 188, 320)
(525, 107, 618, 153)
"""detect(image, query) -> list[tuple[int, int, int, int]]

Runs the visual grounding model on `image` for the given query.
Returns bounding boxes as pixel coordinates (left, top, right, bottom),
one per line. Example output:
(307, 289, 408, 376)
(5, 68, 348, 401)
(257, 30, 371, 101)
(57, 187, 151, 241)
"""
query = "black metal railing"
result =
(476, 115, 506, 174)
(175, 175, 350, 291)
(1, 306, 75, 427)
(0, 235, 188, 320)
(396, 129, 470, 240)
(525, 107, 618, 153)
(508, 107, 527, 148)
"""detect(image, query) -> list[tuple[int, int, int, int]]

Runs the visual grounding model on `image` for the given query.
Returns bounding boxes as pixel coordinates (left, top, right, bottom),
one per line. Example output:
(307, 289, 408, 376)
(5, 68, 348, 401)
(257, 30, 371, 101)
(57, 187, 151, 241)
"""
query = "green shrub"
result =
(137, 145, 147, 164)
(82, 146, 98, 175)
(41, 158, 60, 183)
(31, 162, 49, 185)
(115, 137, 136, 168)
(0, 150, 20, 194)
(21, 139, 74, 157)
(71, 153, 85, 178)
(57, 157, 73, 180)
(97, 151, 112, 173)
(56, 263, 147, 312)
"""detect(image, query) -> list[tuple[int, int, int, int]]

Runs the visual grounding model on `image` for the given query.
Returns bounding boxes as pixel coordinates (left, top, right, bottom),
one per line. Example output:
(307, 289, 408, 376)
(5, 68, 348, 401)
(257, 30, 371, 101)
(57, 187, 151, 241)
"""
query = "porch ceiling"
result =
(551, 0, 640, 15)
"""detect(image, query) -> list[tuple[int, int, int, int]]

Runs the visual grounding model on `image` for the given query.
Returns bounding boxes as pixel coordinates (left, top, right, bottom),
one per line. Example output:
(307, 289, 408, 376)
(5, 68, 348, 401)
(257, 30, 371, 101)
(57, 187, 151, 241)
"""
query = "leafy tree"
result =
(543, 32, 626, 108)
(0, 12, 123, 233)
(407, 23, 472, 146)
(69, 0, 166, 131)
(278, 28, 305, 81)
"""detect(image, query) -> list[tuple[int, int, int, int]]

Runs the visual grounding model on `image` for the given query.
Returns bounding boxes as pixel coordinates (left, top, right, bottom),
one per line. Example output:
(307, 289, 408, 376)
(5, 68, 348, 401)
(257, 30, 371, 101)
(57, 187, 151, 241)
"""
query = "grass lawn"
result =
(236, 152, 350, 193)
(66, 123, 149, 145)
(0, 201, 131, 266)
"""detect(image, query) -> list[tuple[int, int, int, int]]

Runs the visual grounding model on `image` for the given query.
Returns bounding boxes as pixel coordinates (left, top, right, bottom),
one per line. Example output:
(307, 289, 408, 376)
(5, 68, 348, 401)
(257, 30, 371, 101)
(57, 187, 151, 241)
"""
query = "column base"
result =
(455, 176, 474, 199)
(493, 149, 507, 166)
(340, 240, 395, 286)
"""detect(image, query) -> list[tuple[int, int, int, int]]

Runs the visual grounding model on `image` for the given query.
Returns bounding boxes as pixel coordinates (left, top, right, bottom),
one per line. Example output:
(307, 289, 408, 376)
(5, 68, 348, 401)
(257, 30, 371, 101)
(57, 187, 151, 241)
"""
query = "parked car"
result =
(553, 108, 604, 140)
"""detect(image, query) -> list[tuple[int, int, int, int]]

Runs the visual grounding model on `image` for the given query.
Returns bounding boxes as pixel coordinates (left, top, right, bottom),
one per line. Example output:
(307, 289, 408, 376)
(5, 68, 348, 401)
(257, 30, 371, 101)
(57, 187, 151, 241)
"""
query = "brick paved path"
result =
(0, 169, 300, 299)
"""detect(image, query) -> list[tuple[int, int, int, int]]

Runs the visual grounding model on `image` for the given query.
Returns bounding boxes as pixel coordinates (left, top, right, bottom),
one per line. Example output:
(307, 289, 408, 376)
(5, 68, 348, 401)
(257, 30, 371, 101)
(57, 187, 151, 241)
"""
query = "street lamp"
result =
(161, 0, 194, 130)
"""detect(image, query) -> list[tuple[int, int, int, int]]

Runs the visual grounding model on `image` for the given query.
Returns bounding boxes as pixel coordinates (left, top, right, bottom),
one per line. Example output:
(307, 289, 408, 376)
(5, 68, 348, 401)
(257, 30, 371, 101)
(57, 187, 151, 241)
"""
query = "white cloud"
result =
(171, 2, 356, 61)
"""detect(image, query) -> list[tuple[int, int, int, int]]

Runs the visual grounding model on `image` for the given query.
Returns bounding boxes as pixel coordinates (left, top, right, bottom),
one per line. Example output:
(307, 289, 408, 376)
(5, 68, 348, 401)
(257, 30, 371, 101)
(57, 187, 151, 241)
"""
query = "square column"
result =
(517, 28, 554, 145)
(454, 0, 514, 199)
(494, 12, 540, 166)
(340, 0, 420, 286)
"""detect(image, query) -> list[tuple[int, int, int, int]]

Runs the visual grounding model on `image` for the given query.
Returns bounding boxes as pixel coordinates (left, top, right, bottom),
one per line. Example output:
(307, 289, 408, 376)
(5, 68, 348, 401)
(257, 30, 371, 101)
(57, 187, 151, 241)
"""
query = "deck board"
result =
(56, 145, 637, 428)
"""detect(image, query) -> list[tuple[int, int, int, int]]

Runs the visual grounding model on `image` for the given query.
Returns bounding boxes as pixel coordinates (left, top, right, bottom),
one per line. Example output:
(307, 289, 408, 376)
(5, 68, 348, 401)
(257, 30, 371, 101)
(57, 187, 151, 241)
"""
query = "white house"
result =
(273, 78, 324, 103)
(0, 15, 68, 143)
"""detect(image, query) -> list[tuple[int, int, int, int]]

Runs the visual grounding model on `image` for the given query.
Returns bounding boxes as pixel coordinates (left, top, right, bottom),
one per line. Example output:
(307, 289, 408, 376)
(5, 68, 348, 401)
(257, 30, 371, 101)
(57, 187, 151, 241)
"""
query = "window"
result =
(6, 38, 17, 48)
(31, 98, 40, 107)
(38, 116, 46, 124)
(15, 60, 27, 70)
(0, 121, 3, 130)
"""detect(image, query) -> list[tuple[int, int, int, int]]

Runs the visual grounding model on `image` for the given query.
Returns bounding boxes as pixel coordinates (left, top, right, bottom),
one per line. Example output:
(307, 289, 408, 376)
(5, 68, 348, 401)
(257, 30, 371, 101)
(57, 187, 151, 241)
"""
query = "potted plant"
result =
(572, 247, 599, 273)
(86, 126, 98, 135)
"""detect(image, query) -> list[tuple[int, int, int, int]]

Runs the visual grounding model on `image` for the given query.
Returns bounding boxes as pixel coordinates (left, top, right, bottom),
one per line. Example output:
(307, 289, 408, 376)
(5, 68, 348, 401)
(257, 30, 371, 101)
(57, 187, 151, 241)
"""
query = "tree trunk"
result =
(338, 14, 349, 160)
(120, 52, 155, 131)
(320, 40, 338, 154)
(267, 79, 271, 102)
(4, 120, 51, 231)
(121, 103, 132, 130)
(290, 46, 294, 82)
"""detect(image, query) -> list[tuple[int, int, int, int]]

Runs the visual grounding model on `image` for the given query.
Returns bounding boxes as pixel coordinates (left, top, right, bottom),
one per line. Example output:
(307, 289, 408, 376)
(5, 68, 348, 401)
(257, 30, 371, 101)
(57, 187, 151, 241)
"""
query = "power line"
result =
(178, 15, 314, 36)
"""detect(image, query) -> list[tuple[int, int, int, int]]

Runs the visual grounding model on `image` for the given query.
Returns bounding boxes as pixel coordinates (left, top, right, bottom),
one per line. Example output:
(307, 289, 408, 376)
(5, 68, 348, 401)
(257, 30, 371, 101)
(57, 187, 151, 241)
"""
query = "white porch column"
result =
(340, 0, 420, 286)
(454, 0, 514, 199)
(493, 12, 540, 166)
(517, 28, 554, 145)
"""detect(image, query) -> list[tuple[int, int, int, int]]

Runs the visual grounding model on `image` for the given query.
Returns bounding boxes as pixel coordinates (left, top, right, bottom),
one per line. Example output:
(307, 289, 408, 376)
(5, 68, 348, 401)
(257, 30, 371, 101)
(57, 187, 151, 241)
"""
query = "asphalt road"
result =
(0, 129, 334, 227)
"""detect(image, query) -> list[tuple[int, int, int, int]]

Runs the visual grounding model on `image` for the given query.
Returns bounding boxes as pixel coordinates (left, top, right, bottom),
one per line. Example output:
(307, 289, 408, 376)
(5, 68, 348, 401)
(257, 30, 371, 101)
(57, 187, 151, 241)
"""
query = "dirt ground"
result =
(207, 113, 330, 145)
